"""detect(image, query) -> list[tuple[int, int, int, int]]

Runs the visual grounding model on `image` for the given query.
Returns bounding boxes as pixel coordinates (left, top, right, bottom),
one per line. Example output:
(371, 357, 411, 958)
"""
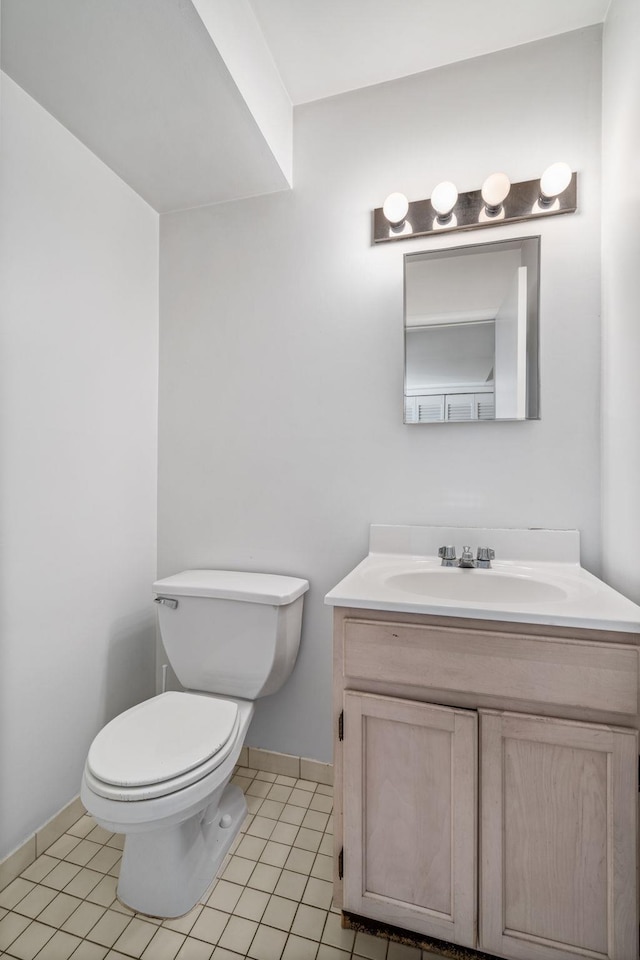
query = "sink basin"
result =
(384, 569, 569, 604)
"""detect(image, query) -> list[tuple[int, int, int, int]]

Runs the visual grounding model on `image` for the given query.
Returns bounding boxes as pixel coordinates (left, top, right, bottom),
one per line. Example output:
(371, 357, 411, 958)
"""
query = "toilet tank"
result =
(153, 570, 309, 700)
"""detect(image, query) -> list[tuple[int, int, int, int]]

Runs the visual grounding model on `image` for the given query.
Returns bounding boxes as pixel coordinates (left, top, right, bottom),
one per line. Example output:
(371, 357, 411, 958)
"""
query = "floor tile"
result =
(266, 784, 293, 803)
(0, 879, 37, 911)
(387, 941, 422, 959)
(294, 779, 318, 793)
(85, 875, 118, 907)
(13, 884, 58, 919)
(260, 893, 297, 932)
(85, 908, 132, 947)
(40, 860, 82, 891)
(317, 945, 351, 960)
(86, 846, 122, 875)
(189, 906, 229, 945)
(295, 828, 323, 853)
(281, 933, 319, 960)
(274, 869, 307, 903)
(234, 835, 267, 862)
(112, 916, 158, 956)
(302, 809, 330, 832)
(5, 919, 56, 959)
(61, 900, 106, 937)
(310, 854, 333, 882)
(141, 926, 187, 959)
(37, 891, 83, 927)
(45, 834, 82, 860)
(255, 799, 285, 821)
(321, 912, 355, 952)
(63, 839, 103, 866)
(259, 840, 290, 868)
(68, 815, 98, 839)
(68, 940, 109, 959)
(62, 867, 104, 899)
(206, 880, 244, 914)
(247, 922, 287, 959)
(233, 886, 269, 922)
(287, 789, 314, 808)
(353, 929, 389, 958)
(245, 815, 276, 840)
(247, 863, 281, 894)
(0, 912, 31, 952)
(217, 915, 257, 954)
(270, 821, 299, 846)
(33, 928, 82, 960)
(221, 856, 255, 887)
(309, 793, 333, 814)
(20, 855, 58, 884)
(291, 903, 328, 942)
(177, 938, 214, 959)
(279, 804, 306, 826)
(302, 877, 334, 910)
(284, 847, 315, 876)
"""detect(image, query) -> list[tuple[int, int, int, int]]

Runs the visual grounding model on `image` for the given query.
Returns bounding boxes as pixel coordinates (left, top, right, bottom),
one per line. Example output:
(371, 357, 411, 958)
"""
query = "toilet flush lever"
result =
(154, 596, 178, 610)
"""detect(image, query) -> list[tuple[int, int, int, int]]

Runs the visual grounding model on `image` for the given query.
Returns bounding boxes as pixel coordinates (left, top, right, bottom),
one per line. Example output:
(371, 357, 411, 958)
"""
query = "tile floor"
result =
(0, 767, 429, 960)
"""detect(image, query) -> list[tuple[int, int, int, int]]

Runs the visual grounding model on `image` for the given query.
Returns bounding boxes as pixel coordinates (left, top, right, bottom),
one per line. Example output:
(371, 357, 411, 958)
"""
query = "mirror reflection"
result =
(404, 237, 540, 423)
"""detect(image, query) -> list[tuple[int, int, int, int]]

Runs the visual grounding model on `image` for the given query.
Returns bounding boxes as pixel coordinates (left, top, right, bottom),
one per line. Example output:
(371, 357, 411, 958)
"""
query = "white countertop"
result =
(325, 526, 640, 634)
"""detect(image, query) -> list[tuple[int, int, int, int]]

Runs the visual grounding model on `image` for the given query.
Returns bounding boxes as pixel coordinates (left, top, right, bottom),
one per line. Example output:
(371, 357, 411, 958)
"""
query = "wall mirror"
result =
(404, 236, 540, 423)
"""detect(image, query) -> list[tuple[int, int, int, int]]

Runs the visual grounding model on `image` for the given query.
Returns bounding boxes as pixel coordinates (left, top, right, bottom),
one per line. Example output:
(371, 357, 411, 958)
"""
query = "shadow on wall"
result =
(102, 610, 157, 726)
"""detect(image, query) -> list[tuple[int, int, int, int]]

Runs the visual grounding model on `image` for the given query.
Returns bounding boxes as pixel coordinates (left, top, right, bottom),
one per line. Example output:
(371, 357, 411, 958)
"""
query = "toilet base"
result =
(116, 783, 247, 918)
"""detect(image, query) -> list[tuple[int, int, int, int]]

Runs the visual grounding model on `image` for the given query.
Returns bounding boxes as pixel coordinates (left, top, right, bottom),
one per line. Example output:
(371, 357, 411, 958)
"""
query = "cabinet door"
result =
(480, 710, 638, 960)
(342, 692, 477, 946)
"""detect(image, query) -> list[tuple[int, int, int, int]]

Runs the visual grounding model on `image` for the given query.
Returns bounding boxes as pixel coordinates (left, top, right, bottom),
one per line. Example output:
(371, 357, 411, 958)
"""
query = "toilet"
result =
(81, 569, 309, 918)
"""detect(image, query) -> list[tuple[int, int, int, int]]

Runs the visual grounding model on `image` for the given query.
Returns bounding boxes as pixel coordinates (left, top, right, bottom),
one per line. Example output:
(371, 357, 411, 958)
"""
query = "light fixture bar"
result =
(373, 173, 577, 244)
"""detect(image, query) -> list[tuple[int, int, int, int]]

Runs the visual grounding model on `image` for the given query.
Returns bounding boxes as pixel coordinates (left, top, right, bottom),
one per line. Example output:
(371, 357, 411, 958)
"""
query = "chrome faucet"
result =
(438, 546, 495, 569)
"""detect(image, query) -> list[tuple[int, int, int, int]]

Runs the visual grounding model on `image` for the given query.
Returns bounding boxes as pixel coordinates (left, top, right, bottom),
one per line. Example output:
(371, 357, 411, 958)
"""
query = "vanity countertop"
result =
(325, 525, 640, 633)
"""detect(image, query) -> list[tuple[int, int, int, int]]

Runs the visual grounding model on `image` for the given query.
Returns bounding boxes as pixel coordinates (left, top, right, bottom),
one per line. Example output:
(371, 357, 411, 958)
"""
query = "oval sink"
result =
(385, 569, 570, 604)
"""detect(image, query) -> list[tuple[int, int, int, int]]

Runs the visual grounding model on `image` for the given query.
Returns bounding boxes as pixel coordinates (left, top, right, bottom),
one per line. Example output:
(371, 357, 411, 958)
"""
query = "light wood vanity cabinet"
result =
(333, 608, 640, 960)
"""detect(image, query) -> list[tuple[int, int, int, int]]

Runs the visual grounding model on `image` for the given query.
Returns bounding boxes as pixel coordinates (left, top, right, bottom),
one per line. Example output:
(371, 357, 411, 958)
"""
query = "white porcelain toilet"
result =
(81, 569, 309, 918)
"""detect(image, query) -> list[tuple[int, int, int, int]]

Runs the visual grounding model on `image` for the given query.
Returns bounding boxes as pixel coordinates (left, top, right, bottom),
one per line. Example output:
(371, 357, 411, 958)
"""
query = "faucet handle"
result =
(477, 547, 495, 561)
(438, 545, 456, 561)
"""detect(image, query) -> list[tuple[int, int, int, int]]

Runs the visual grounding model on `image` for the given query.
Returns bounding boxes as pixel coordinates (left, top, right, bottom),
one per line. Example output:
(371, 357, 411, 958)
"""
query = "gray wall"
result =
(601, 0, 640, 603)
(159, 28, 603, 762)
(0, 75, 159, 859)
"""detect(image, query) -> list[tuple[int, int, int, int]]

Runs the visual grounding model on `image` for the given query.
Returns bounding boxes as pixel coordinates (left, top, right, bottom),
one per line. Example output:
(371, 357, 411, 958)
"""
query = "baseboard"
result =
(0, 795, 85, 892)
(243, 746, 333, 785)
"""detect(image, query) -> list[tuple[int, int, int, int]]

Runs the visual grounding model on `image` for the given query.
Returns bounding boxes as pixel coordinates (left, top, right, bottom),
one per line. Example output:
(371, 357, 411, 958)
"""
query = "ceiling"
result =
(1, 0, 610, 212)
(249, 0, 611, 104)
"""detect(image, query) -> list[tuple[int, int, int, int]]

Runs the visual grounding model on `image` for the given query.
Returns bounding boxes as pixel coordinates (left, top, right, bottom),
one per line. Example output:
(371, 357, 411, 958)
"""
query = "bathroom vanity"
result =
(326, 527, 640, 960)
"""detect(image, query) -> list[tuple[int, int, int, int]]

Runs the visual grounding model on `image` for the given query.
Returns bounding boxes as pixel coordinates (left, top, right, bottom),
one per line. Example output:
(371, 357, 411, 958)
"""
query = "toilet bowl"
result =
(81, 569, 308, 918)
(82, 692, 254, 917)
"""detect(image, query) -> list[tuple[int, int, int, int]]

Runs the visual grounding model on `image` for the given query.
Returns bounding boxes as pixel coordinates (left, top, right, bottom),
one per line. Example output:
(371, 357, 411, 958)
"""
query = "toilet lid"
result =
(87, 692, 239, 788)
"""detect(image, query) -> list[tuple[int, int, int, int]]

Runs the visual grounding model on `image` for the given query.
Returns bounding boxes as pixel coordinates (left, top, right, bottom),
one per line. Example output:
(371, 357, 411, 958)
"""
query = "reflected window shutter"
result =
(404, 397, 417, 422)
(476, 394, 495, 420)
(445, 394, 474, 421)
(417, 395, 444, 422)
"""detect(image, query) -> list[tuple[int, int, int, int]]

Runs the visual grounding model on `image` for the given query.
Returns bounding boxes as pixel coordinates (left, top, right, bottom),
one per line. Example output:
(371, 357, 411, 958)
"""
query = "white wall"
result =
(158, 28, 603, 762)
(601, 0, 640, 603)
(0, 75, 159, 859)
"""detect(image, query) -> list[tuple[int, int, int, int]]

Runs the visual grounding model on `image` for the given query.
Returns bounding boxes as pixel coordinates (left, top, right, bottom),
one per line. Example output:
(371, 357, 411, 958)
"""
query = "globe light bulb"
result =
(431, 181, 458, 219)
(481, 172, 511, 213)
(382, 192, 409, 226)
(540, 162, 572, 202)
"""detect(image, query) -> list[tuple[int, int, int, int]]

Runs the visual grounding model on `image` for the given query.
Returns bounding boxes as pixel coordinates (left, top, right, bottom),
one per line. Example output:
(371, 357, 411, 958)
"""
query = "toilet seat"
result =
(86, 692, 240, 802)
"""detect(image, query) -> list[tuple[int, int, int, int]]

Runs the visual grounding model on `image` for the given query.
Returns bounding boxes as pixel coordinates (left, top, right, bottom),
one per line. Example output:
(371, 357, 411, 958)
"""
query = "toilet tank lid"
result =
(153, 570, 309, 605)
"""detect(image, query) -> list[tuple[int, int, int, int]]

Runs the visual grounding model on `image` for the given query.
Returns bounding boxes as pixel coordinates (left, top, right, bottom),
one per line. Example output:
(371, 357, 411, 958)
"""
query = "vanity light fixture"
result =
(481, 171, 511, 216)
(430, 181, 458, 222)
(382, 192, 409, 226)
(539, 161, 572, 206)
(373, 162, 577, 243)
